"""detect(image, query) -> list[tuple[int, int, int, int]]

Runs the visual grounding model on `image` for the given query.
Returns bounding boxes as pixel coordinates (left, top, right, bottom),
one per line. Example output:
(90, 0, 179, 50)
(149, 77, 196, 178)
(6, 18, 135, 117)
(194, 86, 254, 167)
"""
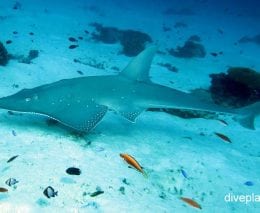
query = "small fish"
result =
(244, 181, 254, 186)
(77, 70, 84, 75)
(68, 37, 78, 42)
(180, 197, 202, 209)
(78, 36, 83, 40)
(95, 146, 104, 152)
(90, 190, 104, 197)
(29, 32, 34, 36)
(217, 29, 224, 34)
(12, 130, 17, 136)
(180, 169, 188, 178)
(210, 52, 218, 57)
(8, 111, 15, 115)
(7, 155, 19, 163)
(6, 40, 12, 44)
(81, 201, 99, 209)
(43, 186, 58, 198)
(69, 44, 78, 49)
(5, 178, 19, 187)
(0, 187, 8, 192)
(120, 153, 147, 177)
(217, 119, 228, 126)
(214, 132, 232, 143)
(182, 136, 192, 140)
(66, 167, 81, 175)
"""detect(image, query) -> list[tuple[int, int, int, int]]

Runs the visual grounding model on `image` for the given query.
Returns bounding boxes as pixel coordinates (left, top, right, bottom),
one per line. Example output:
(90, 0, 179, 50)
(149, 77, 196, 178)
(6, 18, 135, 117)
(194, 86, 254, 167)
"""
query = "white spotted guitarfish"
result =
(0, 46, 259, 132)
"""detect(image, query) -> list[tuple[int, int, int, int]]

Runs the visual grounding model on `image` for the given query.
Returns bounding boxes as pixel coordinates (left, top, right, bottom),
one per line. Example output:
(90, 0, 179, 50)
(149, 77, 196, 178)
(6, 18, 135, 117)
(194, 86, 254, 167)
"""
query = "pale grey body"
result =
(0, 46, 259, 132)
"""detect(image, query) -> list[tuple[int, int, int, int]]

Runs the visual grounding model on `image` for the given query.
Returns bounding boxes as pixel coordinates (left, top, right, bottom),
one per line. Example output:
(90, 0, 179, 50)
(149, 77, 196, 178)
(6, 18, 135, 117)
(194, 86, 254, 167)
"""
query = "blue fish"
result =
(181, 169, 188, 178)
(12, 130, 17, 136)
(5, 178, 19, 186)
(244, 181, 254, 186)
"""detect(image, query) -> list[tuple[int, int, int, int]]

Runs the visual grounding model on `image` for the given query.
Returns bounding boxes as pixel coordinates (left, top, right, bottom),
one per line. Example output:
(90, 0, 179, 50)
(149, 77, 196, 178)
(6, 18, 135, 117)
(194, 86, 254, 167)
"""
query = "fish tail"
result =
(234, 102, 260, 130)
(142, 171, 148, 178)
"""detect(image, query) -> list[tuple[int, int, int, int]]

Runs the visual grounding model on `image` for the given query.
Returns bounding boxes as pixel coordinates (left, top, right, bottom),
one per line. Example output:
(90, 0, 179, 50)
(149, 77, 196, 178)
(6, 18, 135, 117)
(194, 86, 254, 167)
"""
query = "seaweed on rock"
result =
(91, 24, 121, 44)
(90, 23, 152, 56)
(120, 30, 152, 57)
(19, 50, 39, 64)
(168, 36, 206, 58)
(209, 67, 260, 107)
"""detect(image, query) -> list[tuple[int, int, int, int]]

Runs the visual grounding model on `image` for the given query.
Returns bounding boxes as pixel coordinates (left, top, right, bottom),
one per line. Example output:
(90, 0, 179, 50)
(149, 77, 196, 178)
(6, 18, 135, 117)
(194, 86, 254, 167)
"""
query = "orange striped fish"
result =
(120, 153, 147, 177)
(214, 132, 232, 143)
(180, 197, 202, 209)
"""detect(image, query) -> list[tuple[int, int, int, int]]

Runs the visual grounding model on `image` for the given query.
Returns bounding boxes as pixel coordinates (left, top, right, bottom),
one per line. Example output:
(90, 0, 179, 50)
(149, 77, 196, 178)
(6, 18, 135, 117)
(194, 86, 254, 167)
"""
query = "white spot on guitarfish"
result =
(33, 94, 38, 100)
(25, 94, 39, 102)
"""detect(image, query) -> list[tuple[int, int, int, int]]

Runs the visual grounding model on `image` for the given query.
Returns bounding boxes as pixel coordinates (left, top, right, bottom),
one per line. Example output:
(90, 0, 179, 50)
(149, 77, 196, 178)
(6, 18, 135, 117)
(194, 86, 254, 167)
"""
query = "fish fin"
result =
(119, 108, 144, 122)
(235, 114, 255, 130)
(142, 171, 148, 178)
(119, 46, 157, 82)
(116, 105, 145, 122)
(55, 191, 58, 196)
(46, 103, 108, 132)
(234, 102, 260, 130)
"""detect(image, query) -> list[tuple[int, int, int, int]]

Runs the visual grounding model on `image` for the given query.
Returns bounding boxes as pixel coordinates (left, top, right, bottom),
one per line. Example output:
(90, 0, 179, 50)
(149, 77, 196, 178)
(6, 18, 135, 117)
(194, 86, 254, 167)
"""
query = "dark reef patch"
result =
(238, 34, 260, 45)
(188, 35, 201, 42)
(13, 1, 22, 10)
(168, 36, 206, 58)
(91, 24, 121, 44)
(120, 30, 152, 56)
(28, 50, 39, 60)
(210, 51, 223, 57)
(73, 57, 106, 70)
(19, 50, 39, 64)
(0, 42, 9, 66)
(163, 8, 195, 16)
(157, 62, 178, 72)
(162, 24, 171, 32)
(90, 23, 152, 56)
(174, 22, 188, 29)
(209, 67, 260, 107)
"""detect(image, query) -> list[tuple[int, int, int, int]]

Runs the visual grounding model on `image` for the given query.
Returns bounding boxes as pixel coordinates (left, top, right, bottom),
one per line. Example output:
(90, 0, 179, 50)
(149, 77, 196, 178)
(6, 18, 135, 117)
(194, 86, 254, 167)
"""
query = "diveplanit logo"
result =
(224, 193, 260, 204)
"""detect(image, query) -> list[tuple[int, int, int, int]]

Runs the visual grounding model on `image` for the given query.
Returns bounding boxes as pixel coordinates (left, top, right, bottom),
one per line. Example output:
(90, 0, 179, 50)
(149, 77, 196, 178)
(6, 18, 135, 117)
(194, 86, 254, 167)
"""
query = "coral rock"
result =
(0, 42, 9, 66)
